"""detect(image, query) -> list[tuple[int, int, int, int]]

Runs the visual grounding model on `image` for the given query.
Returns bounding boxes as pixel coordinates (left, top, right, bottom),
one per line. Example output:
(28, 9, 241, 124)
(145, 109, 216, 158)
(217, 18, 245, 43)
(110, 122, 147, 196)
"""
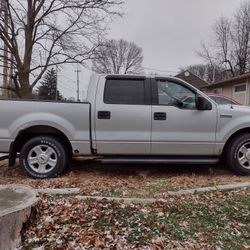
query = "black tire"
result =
(20, 136, 68, 179)
(225, 133, 250, 175)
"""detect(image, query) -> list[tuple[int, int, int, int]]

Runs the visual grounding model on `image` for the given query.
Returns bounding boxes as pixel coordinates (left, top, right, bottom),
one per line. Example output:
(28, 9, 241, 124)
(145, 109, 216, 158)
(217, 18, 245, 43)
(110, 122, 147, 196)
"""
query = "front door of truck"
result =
(95, 76, 151, 154)
(151, 78, 217, 155)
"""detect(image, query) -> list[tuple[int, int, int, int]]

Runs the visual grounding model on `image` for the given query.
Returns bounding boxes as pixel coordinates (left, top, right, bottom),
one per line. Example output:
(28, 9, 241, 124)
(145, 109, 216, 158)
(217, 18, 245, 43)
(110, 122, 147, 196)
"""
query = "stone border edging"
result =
(36, 181, 250, 204)
(75, 181, 250, 204)
(36, 187, 80, 195)
(166, 181, 250, 195)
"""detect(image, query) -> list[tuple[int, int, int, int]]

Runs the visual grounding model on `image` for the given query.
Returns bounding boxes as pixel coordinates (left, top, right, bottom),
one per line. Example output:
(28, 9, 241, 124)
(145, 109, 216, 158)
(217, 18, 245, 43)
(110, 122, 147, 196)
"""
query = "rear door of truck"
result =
(94, 76, 151, 155)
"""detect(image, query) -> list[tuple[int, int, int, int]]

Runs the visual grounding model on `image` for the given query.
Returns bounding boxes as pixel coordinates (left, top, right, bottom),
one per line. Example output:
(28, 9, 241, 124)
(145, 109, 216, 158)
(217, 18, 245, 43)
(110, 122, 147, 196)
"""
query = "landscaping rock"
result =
(0, 184, 38, 250)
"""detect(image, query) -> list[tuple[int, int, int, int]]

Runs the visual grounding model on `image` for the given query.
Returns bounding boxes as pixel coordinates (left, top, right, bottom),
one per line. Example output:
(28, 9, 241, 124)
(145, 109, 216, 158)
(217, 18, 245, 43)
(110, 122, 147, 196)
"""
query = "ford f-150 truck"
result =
(1, 74, 250, 178)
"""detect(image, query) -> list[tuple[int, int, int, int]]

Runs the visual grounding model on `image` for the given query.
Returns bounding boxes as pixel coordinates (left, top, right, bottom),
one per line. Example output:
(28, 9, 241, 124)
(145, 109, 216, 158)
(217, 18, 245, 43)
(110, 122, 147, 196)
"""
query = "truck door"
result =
(151, 78, 217, 155)
(95, 76, 151, 154)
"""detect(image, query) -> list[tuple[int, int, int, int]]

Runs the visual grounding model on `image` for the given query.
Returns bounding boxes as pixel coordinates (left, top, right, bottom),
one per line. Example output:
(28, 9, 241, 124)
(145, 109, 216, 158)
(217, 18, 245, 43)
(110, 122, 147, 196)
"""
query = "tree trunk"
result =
(19, 87, 33, 99)
(18, 71, 33, 99)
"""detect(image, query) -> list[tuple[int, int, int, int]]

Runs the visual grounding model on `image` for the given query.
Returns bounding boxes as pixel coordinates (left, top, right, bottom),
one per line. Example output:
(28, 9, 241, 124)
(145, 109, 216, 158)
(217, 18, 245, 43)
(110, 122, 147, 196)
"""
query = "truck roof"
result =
(105, 74, 188, 84)
(106, 74, 146, 80)
(105, 74, 179, 81)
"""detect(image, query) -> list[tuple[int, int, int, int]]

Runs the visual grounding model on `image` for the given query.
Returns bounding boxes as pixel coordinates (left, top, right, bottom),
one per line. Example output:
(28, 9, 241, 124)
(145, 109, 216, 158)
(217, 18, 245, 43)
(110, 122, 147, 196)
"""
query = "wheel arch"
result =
(223, 127, 250, 153)
(13, 125, 73, 156)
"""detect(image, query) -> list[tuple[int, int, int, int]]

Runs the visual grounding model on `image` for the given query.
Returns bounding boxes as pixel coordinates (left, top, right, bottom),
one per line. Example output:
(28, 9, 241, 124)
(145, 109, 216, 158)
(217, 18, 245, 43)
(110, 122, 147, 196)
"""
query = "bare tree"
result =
(199, 0, 250, 78)
(92, 39, 143, 74)
(0, 0, 123, 98)
(232, 1, 250, 74)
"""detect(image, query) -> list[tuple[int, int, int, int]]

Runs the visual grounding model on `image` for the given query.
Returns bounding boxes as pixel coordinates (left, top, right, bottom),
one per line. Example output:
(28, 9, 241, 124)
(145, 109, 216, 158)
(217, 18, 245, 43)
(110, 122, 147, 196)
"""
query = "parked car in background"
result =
(206, 93, 241, 105)
(183, 93, 241, 106)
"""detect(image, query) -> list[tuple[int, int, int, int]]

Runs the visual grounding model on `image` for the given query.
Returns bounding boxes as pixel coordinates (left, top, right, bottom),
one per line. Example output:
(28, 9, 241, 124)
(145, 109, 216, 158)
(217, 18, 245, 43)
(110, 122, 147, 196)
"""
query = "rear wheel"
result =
(20, 136, 68, 179)
(225, 133, 250, 175)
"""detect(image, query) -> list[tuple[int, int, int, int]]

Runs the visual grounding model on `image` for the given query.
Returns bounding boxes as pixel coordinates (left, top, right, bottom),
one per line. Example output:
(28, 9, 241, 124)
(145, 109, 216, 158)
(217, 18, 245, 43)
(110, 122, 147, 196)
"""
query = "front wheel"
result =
(225, 133, 250, 175)
(20, 136, 68, 179)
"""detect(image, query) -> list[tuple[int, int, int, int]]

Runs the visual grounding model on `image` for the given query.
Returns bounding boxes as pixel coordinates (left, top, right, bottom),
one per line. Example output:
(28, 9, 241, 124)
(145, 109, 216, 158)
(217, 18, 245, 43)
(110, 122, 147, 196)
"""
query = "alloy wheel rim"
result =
(27, 145, 58, 174)
(237, 142, 250, 169)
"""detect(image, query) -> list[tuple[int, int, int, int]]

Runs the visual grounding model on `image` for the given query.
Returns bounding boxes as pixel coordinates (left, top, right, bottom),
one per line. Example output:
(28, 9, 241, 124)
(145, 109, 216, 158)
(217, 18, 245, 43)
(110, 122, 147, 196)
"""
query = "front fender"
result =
(217, 115, 250, 142)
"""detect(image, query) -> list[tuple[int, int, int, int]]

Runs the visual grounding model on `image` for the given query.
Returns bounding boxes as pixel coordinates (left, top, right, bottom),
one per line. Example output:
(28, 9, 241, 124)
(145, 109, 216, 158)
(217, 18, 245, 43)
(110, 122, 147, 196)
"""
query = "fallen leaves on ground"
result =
(20, 189, 250, 249)
(0, 159, 249, 199)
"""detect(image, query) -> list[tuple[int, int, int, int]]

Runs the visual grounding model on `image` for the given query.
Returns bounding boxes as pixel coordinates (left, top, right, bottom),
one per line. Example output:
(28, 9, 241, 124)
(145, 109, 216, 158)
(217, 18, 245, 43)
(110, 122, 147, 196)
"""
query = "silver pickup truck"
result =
(1, 74, 250, 178)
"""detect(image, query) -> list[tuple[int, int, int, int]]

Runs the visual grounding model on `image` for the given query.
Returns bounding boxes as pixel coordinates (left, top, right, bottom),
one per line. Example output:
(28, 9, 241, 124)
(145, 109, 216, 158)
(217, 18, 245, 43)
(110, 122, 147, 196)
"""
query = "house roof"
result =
(175, 71, 208, 89)
(206, 72, 250, 89)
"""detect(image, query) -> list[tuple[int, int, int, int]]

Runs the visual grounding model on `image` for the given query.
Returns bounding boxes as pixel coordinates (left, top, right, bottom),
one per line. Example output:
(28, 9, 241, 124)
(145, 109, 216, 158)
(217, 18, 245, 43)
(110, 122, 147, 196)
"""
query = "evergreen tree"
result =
(38, 68, 62, 100)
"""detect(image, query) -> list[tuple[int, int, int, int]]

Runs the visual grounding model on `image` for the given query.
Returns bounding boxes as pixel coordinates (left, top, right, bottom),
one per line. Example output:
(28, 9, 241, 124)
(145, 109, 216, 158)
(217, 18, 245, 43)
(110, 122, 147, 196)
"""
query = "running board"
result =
(95, 157, 219, 165)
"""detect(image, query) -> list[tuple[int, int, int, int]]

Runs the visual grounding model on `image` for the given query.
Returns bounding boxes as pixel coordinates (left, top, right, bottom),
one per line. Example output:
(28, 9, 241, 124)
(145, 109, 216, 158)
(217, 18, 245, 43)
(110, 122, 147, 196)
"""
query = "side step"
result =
(95, 157, 220, 165)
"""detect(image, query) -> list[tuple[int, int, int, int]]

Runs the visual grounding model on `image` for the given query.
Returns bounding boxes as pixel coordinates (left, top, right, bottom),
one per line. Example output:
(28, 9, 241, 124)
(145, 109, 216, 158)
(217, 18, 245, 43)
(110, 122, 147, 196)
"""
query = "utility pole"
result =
(212, 65, 216, 83)
(75, 66, 81, 102)
(8, 53, 13, 98)
(1, 0, 8, 97)
(55, 66, 58, 101)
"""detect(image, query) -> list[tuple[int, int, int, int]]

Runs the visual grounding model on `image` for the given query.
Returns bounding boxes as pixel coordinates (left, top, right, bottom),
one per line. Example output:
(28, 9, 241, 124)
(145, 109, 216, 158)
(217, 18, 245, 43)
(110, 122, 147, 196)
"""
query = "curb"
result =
(166, 181, 250, 196)
(36, 188, 80, 195)
(75, 181, 250, 204)
(36, 181, 250, 204)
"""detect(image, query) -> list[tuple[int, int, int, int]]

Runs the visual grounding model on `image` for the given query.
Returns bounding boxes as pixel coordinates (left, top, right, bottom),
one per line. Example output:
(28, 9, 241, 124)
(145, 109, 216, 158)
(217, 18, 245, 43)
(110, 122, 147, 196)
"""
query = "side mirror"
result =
(196, 95, 212, 110)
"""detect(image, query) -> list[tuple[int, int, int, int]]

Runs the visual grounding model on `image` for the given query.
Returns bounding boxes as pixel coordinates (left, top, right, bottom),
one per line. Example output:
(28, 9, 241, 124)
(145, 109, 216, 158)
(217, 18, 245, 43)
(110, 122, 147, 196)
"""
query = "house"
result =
(203, 72, 250, 106)
(175, 70, 208, 90)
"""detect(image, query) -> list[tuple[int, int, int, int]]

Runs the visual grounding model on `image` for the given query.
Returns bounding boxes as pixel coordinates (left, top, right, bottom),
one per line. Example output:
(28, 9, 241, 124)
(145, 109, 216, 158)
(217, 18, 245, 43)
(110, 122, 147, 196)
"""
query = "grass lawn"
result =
(20, 189, 250, 249)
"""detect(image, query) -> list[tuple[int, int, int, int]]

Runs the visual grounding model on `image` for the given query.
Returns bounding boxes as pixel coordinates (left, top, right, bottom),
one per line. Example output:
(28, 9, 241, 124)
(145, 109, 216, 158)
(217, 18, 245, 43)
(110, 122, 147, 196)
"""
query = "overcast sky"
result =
(59, 0, 244, 99)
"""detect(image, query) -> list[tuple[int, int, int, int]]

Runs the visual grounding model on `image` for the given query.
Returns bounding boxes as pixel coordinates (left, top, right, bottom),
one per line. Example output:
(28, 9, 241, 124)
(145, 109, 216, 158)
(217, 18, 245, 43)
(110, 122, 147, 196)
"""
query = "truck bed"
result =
(0, 99, 91, 155)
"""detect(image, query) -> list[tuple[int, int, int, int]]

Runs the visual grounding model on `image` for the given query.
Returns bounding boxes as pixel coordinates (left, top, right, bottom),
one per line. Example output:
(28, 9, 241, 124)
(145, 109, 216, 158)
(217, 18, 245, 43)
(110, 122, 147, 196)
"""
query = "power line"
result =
(143, 67, 178, 74)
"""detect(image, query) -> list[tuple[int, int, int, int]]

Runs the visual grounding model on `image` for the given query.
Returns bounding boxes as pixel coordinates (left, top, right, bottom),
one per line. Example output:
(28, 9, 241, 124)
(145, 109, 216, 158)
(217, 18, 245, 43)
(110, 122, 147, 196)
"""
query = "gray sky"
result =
(59, 0, 244, 99)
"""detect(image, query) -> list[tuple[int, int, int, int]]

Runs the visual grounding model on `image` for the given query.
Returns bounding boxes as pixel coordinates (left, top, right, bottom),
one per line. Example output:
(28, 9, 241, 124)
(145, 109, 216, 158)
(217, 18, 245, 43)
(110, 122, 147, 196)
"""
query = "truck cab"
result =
(91, 75, 217, 156)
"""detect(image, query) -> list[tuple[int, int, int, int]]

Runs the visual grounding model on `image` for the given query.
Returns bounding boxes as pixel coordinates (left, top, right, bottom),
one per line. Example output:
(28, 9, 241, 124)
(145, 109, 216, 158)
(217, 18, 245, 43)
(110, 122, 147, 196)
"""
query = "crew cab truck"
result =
(1, 74, 250, 178)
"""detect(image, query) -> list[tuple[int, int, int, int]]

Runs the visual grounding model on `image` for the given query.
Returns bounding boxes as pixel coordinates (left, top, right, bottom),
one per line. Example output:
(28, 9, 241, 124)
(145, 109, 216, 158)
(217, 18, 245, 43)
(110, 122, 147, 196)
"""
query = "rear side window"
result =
(104, 79, 145, 105)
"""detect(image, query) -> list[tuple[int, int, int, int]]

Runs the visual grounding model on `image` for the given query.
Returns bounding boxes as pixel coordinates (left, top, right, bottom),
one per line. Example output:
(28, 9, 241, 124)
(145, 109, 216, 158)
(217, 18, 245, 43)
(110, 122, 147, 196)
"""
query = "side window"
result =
(104, 79, 145, 105)
(157, 80, 196, 109)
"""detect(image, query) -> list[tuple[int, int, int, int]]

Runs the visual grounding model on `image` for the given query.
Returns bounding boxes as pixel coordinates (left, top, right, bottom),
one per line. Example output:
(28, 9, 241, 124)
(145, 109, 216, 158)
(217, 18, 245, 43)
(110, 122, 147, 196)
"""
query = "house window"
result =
(234, 83, 246, 93)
